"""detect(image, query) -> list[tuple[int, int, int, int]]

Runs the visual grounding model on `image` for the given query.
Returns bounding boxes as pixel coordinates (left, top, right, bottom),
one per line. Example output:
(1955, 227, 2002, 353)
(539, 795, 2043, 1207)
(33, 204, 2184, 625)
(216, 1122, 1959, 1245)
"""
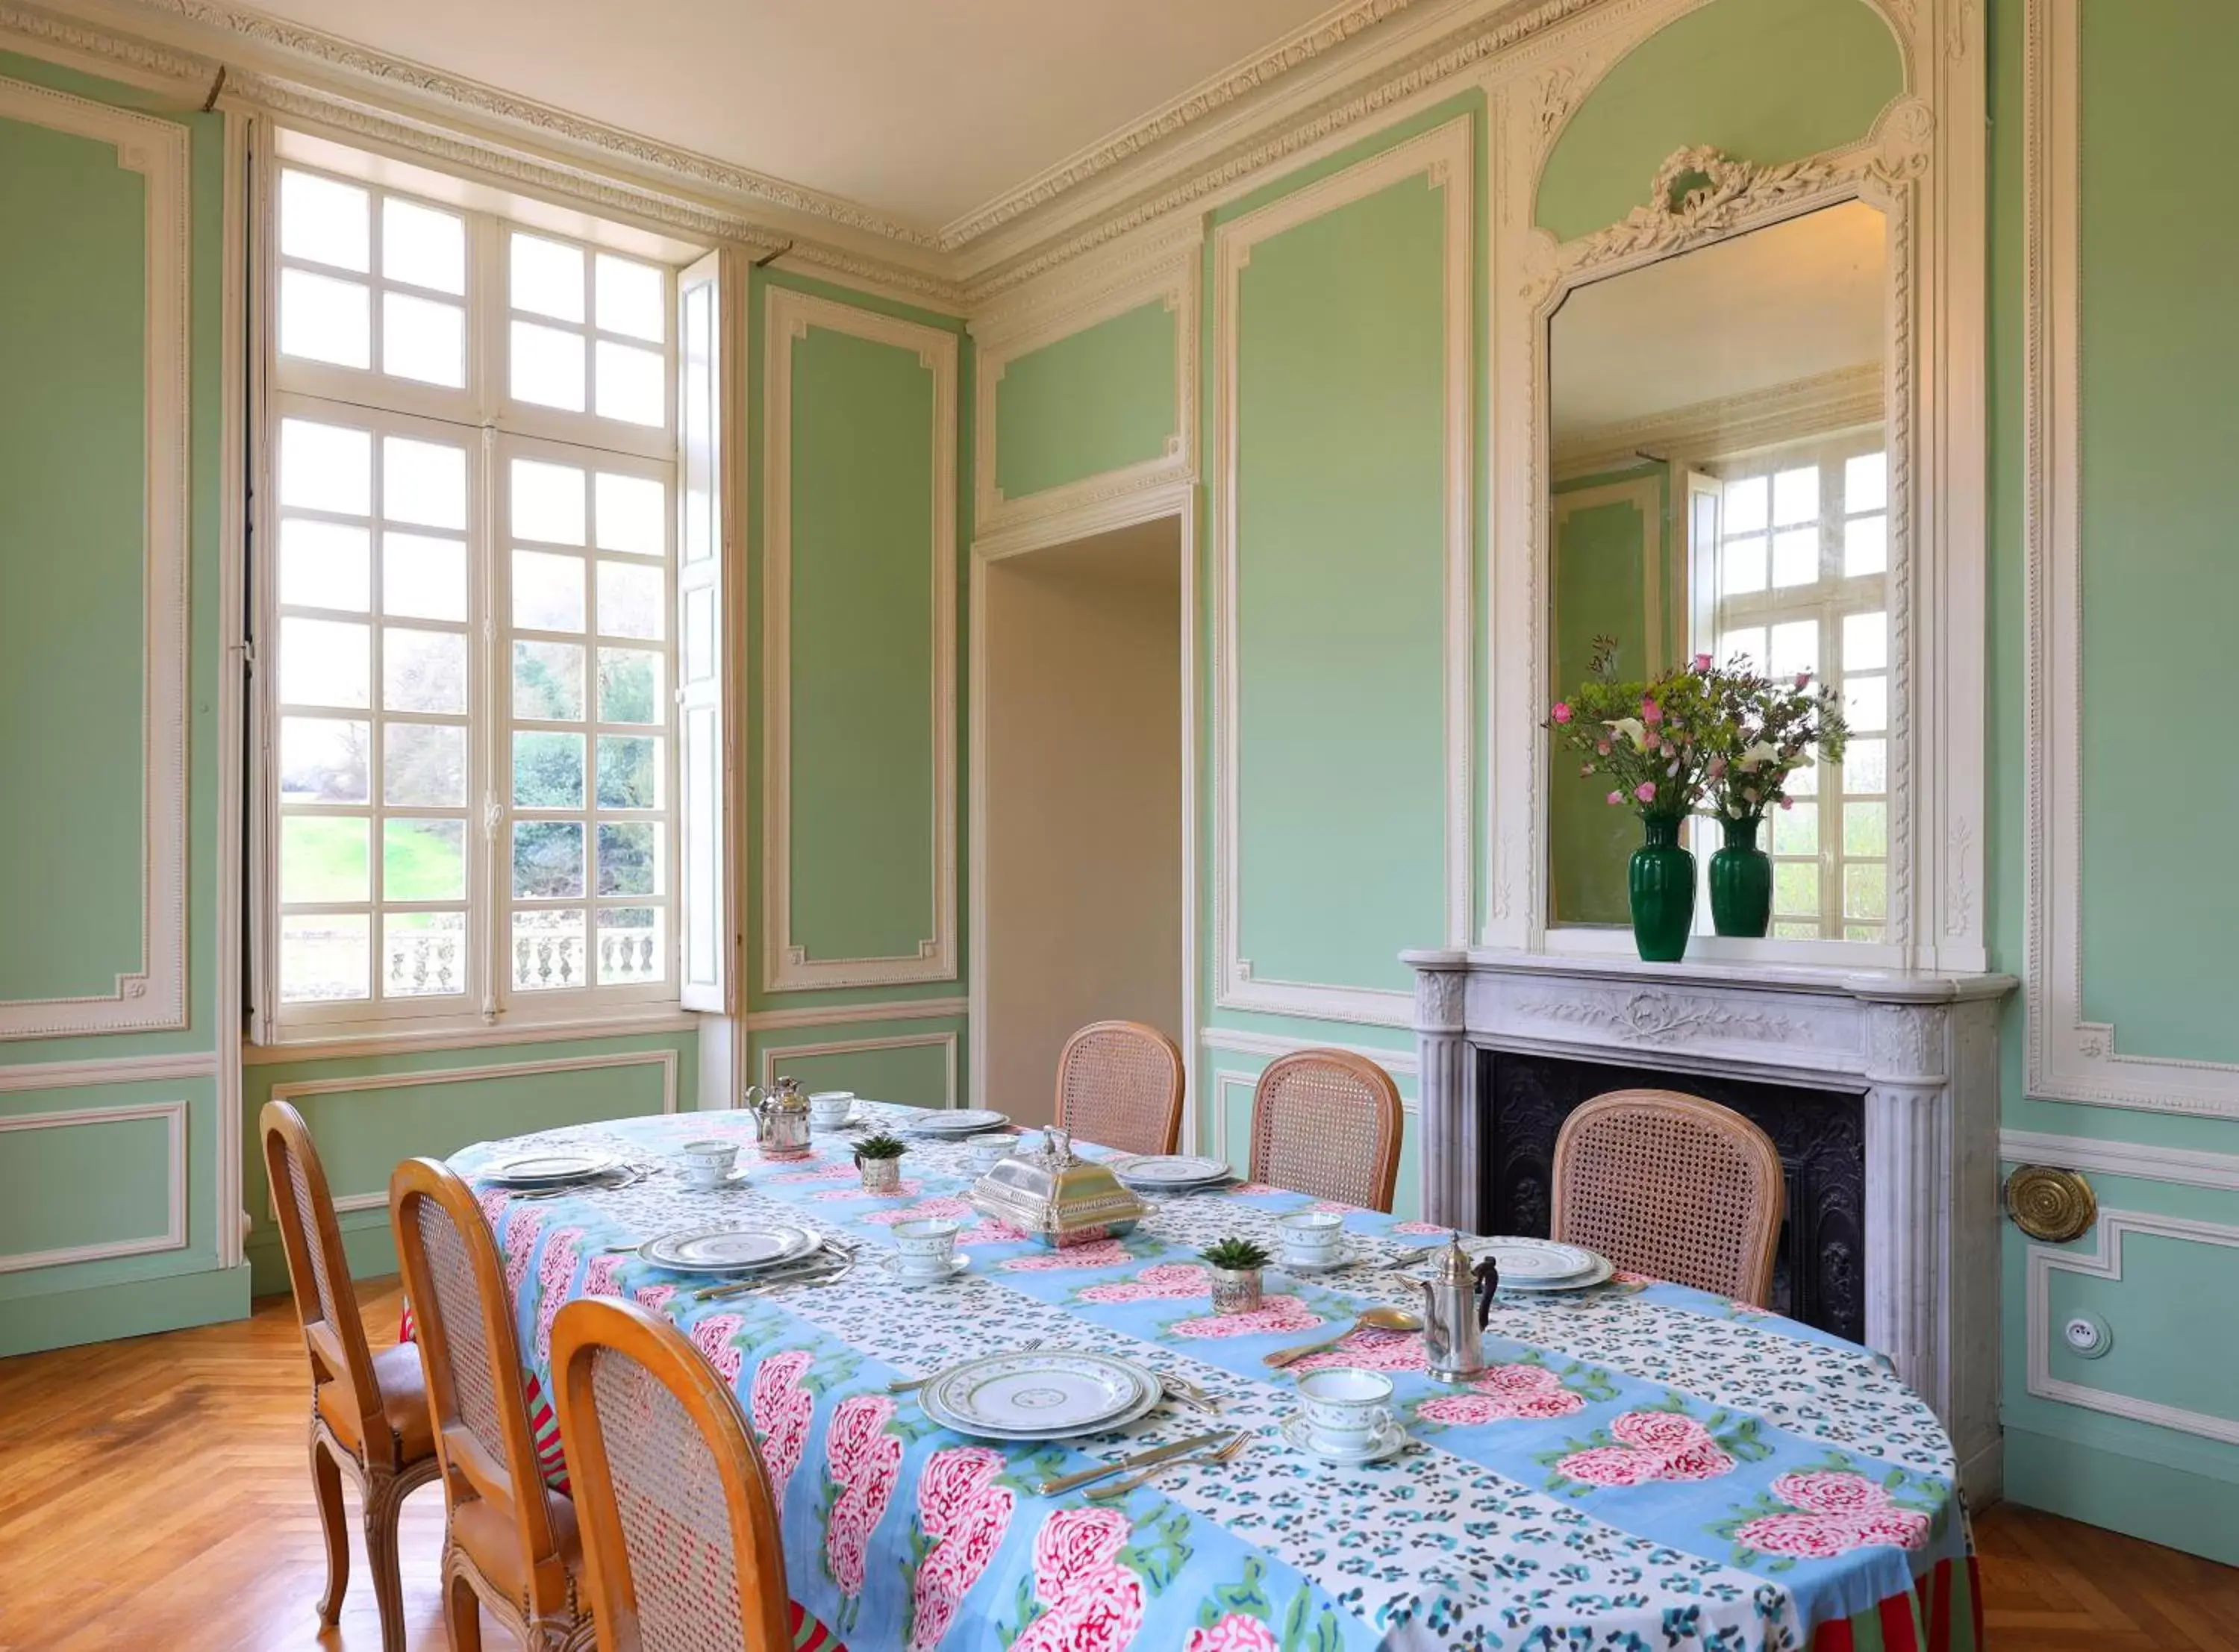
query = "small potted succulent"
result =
(1200, 1236, 1272, 1315)
(853, 1132, 908, 1195)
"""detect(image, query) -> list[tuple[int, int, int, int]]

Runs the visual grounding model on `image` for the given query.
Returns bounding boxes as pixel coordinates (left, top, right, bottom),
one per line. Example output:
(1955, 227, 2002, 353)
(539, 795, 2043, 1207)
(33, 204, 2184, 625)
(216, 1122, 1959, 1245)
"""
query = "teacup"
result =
(891, 1216, 963, 1277)
(966, 1133, 1016, 1175)
(1277, 1210, 1346, 1267)
(808, 1089, 856, 1130)
(678, 1139, 740, 1189)
(1296, 1367, 1395, 1454)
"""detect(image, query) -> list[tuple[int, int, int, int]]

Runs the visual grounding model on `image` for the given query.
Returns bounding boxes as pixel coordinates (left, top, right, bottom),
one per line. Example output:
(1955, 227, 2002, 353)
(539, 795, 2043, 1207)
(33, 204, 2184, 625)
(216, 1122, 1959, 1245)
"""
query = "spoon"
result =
(1261, 1306, 1421, 1368)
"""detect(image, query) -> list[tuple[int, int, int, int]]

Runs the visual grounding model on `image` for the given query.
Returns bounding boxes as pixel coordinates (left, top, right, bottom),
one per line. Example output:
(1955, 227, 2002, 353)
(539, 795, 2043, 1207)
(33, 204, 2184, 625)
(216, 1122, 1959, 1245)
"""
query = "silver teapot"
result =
(742, 1074, 814, 1160)
(1417, 1233, 1495, 1381)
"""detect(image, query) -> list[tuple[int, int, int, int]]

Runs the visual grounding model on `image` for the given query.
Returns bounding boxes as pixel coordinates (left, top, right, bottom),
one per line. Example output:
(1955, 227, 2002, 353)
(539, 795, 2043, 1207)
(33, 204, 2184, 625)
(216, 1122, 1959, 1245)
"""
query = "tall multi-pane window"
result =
(263, 151, 690, 1031)
(1696, 434, 1890, 942)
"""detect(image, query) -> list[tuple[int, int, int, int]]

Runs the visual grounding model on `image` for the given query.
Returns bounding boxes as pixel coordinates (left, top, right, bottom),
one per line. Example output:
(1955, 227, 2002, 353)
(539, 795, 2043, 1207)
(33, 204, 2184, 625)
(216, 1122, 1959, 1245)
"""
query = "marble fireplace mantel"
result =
(1403, 946, 2017, 1498)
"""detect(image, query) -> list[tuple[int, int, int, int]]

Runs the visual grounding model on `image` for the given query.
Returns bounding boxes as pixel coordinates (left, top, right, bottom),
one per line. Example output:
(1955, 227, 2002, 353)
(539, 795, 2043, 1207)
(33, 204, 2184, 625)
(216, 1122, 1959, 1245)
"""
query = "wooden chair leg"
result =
(308, 1427, 350, 1626)
(445, 1565, 484, 1652)
(361, 1469, 409, 1652)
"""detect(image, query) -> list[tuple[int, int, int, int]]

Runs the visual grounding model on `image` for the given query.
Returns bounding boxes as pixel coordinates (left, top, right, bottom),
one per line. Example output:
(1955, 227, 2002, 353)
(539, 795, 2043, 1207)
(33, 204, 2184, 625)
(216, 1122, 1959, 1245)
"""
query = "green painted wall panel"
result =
(2043, 1233, 2239, 1427)
(0, 113, 148, 998)
(0, 1111, 172, 1259)
(1233, 174, 1450, 995)
(786, 324, 940, 964)
(1537, 0, 1903, 240)
(994, 301, 1176, 498)
(2072, 1, 2239, 1064)
(757, 1037, 954, 1110)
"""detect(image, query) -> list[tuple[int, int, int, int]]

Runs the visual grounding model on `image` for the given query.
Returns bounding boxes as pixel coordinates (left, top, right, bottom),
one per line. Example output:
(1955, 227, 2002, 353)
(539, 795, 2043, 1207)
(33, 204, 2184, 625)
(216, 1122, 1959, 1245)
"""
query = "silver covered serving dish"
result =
(968, 1127, 1146, 1250)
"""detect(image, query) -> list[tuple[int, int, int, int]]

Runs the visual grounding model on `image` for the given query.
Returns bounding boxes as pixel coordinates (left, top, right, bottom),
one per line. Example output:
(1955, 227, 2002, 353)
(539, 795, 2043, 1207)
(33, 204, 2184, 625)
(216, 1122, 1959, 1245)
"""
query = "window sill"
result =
(245, 1004, 701, 1064)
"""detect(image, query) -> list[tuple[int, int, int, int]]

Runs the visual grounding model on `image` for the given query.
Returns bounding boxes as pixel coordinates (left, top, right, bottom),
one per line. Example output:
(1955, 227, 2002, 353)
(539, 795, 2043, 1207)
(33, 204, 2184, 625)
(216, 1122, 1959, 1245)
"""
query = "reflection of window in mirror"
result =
(1690, 434, 1887, 940)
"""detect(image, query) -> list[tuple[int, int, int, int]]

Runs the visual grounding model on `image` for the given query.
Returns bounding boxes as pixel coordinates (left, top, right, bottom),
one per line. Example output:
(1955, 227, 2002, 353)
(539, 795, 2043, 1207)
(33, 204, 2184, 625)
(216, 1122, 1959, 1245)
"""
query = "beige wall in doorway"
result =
(984, 519, 1184, 1127)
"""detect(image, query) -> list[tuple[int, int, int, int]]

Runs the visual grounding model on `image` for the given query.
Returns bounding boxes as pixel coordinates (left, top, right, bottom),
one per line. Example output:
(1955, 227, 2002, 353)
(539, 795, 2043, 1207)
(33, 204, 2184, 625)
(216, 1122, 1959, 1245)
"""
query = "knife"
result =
(690, 1254, 852, 1301)
(1035, 1430, 1229, 1498)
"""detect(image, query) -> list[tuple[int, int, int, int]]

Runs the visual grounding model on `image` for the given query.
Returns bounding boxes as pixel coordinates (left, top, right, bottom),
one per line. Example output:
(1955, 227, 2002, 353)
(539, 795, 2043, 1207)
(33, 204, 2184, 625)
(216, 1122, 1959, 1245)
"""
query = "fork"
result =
(1161, 1374, 1220, 1415)
(888, 1337, 1043, 1395)
(1086, 1431, 1249, 1501)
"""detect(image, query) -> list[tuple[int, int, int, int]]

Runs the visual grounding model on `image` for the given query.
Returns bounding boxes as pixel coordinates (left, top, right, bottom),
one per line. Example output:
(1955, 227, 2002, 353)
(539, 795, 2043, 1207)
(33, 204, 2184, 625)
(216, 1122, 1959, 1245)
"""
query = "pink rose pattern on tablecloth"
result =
(1390, 1220, 1448, 1236)
(532, 1227, 584, 1362)
(767, 1165, 861, 1185)
(501, 1207, 544, 1300)
(633, 1283, 675, 1311)
(691, 1313, 747, 1386)
(580, 1252, 626, 1301)
(1002, 1239, 1133, 1271)
(813, 1181, 926, 1202)
(475, 1186, 512, 1228)
(1010, 1506, 1145, 1652)
(1186, 1615, 1281, 1652)
(749, 1347, 816, 1501)
(859, 1195, 974, 1225)
(956, 1219, 1028, 1246)
(1290, 1328, 1427, 1375)
(1078, 1262, 1209, 1303)
(909, 1446, 1016, 1652)
(1735, 1471, 1931, 1559)
(824, 1394, 903, 1598)
(1170, 1295, 1323, 1339)
(1556, 1410, 1738, 1487)
(1417, 1361, 1587, 1426)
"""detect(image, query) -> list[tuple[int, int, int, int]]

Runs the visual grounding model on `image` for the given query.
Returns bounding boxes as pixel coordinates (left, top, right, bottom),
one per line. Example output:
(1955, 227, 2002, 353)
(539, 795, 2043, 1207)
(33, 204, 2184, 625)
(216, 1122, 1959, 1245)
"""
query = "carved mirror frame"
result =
(1484, 0, 1987, 974)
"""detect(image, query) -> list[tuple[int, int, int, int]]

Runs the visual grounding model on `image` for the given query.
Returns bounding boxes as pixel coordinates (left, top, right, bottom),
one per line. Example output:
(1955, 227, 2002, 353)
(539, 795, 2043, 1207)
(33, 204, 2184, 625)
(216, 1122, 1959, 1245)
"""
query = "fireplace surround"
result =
(1405, 947, 2015, 1498)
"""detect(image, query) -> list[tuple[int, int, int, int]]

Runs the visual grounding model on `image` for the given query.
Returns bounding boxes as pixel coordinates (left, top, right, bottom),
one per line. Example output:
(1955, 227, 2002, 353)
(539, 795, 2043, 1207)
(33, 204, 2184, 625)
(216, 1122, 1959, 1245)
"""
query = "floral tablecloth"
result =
(448, 1105, 1977, 1652)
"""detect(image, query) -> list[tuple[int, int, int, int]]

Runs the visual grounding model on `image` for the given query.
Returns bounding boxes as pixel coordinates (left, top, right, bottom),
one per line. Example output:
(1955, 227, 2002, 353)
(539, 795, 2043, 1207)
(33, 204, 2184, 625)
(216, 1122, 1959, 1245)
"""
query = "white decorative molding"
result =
(215, 107, 249, 1270)
(745, 997, 969, 1033)
(1211, 116, 1473, 1028)
(0, 75, 190, 1039)
(0, 1099, 188, 1272)
(0, 1051, 217, 1095)
(243, 1008, 701, 1064)
(1200, 1027, 1420, 1081)
(1488, 7, 1987, 979)
(969, 223, 1199, 554)
(2026, 1207, 2239, 1445)
(1552, 363, 1884, 481)
(1209, 1069, 1257, 1173)
(267, 1048, 679, 1215)
(1407, 946, 2014, 1499)
(2020, 0, 2239, 1119)
(967, 482, 1199, 1114)
(755, 1030, 959, 1112)
(761, 289, 959, 993)
(2001, 1130, 2239, 1197)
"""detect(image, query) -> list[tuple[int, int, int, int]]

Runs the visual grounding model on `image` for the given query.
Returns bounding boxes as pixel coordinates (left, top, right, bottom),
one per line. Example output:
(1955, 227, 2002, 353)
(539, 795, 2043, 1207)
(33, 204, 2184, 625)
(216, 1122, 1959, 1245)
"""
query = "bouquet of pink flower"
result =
(1699, 654, 1849, 822)
(1546, 636, 1724, 819)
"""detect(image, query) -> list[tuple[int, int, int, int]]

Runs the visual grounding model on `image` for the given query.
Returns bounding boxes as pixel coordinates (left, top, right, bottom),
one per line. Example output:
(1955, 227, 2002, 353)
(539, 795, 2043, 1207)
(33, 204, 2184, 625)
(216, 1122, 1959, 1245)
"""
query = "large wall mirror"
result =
(1543, 197, 1892, 943)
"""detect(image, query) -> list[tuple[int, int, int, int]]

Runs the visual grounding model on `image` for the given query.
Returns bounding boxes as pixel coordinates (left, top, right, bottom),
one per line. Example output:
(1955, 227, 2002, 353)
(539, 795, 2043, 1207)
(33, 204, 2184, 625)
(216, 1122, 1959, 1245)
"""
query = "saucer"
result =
(1277, 1247, 1353, 1275)
(680, 1168, 753, 1192)
(809, 1106, 869, 1132)
(876, 1252, 972, 1288)
(1279, 1412, 1410, 1465)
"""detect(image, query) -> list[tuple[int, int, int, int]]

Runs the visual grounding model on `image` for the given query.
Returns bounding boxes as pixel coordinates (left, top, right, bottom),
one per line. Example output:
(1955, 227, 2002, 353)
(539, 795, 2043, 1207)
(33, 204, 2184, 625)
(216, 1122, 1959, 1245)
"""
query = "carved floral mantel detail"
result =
(1405, 947, 2014, 1501)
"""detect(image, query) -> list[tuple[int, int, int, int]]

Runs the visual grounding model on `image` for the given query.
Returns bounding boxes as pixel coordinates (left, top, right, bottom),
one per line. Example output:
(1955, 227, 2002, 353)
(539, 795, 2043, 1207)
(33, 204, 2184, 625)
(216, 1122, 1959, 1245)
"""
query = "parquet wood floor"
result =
(0, 1278, 2233, 1650)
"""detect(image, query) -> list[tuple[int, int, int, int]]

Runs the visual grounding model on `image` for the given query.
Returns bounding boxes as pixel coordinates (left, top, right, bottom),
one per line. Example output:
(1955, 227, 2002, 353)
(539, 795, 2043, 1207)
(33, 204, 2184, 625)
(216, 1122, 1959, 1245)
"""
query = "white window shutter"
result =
(675, 250, 731, 1012)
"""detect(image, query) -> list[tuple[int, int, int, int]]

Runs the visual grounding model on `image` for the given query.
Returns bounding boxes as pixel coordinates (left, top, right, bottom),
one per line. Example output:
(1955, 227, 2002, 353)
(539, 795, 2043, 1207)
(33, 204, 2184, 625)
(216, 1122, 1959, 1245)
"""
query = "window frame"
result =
(251, 140, 696, 1045)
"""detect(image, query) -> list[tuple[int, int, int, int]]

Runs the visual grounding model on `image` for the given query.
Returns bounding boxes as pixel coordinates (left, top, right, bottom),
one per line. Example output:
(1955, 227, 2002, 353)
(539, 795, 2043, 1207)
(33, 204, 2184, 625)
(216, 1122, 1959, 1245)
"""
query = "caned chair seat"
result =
(552, 1295, 793, 1652)
(1055, 1020, 1187, 1157)
(261, 1101, 442, 1652)
(1551, 1088, 1787, 1307)
(1247, 1049, 1405, 1213)
(392, 1155, 597, 1652)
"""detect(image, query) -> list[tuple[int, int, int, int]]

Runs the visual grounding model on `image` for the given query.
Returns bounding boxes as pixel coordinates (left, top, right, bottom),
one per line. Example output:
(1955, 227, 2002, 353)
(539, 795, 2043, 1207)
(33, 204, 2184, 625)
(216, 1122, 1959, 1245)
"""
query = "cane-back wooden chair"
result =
(390, 1156, 595, 1652)
(552, 1298, 793, 1652)
(1054, 1019, 1187, 1157)
(262, 1102, 441, 1652)
(1247, 1049, 1405, 1213)
(1551, 1089, 1787, 1306)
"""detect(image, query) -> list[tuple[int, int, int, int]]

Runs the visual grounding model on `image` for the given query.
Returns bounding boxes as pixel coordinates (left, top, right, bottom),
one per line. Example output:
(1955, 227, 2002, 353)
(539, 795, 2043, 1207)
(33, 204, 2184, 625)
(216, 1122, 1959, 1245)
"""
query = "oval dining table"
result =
(446, 1103, 1979, 1652)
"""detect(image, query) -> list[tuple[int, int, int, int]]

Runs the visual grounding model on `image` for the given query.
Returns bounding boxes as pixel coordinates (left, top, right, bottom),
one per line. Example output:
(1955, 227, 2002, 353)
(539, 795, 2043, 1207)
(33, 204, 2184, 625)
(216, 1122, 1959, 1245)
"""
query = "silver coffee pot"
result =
(1417, 1233, 1493, 1381)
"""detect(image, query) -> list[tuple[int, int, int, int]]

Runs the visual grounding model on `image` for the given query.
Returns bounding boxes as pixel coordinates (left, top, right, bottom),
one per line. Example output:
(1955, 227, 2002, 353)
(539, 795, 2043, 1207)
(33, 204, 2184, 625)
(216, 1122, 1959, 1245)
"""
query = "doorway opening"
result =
(981, 516, 1187, 1130)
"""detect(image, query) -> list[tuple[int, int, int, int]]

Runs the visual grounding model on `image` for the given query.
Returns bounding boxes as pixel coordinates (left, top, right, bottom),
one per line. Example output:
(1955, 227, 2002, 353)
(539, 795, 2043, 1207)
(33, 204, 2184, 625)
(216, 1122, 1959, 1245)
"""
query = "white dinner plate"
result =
(638, 1224, 822, 1273)
(1108, 1154, 1234, 1188)
(1493, 1252, 1614, 1293)
(907, 1109, 1011, 1136)
(480, 1151, 621, 1187)
(1461, 1236, 1604, 1284)
(920, 1350, 1160, 1440)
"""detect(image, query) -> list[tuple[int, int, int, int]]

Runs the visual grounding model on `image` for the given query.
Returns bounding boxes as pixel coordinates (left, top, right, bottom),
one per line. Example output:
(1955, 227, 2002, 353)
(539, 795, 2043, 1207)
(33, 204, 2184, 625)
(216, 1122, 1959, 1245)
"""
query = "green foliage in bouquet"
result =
(1199, 1236, 1273, 1271)
(1545, 636, 1724, 819)
(1699, 652, 1849, 822)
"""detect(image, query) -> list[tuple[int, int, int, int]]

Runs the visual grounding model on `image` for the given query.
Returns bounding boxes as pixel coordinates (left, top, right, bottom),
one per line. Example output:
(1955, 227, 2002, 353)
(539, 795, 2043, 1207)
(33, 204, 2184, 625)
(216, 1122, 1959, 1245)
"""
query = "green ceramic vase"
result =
(1628, 813, 1696, 962)
(1708, 814, 1774, 938)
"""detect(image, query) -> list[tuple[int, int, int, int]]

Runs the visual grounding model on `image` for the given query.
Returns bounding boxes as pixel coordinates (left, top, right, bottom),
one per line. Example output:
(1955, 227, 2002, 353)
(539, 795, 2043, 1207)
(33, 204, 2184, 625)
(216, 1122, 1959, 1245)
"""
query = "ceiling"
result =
(228, 0, 1358, 237)
(1551, 200, 1888, 438)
